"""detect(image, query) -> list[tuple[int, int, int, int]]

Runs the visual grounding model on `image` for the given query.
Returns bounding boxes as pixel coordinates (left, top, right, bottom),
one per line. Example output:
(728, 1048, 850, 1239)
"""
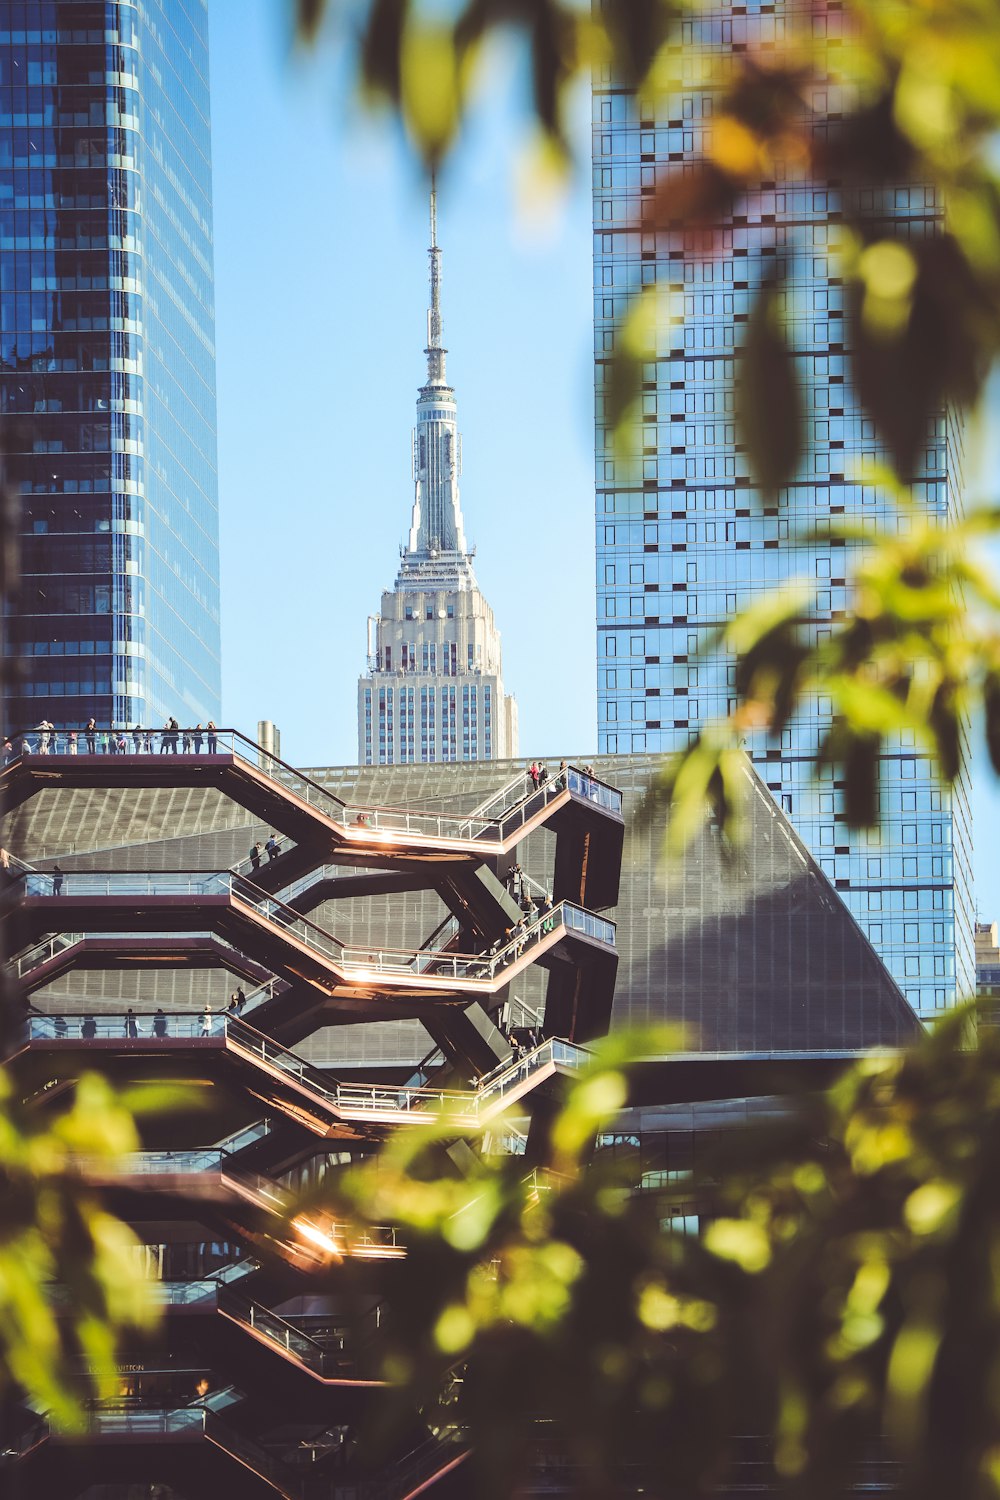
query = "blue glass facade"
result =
(592, 1, 975, 1017)
(0, 0, 221, 731)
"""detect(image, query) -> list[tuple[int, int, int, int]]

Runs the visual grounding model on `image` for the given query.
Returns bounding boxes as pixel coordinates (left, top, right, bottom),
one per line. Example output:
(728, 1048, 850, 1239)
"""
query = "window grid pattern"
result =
(1, 0, 221, 731)
(592, 3, 974, 1015)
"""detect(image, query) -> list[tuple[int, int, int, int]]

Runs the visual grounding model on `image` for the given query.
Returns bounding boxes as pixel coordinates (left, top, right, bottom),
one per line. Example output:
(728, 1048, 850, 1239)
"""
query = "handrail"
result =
(464, 767, 537, 821)
(66, 1146, 406, 1259)
(10, 865, 350, 955)
(216, 1290, 375, 1380)
(27, 1007, 590, 1127)
(204, 1409, 303, 1499)
(4, 726, 624, 833)
(11, 1393, 301, 1497)
(336, 1431, 468, 1500)
(10, 874, 616, 984)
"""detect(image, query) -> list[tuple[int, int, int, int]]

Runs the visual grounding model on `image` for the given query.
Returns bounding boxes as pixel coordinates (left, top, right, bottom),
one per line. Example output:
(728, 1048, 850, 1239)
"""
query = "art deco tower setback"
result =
(359, 189, 518, 764)
(0, 0, 222, 731)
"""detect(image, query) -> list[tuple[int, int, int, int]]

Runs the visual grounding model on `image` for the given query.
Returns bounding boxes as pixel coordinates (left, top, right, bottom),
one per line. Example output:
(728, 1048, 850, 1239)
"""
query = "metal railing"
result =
(78, 1257, 260, 1308)
(218, 1291, 360, 1378)
(5, 725, 623, 837)
(4, 1394, 300, 1498)
(27, 1007, 590, 1128)
(69, 1146, 405, 1259)
(334, 1432, 468, 1500)
(11, 872, 615, 987)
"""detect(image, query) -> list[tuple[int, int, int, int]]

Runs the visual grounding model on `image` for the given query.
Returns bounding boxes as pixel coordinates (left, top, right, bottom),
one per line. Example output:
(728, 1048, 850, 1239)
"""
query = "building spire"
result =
(406, 175, 467, 559)
(425, 173, 446, 386)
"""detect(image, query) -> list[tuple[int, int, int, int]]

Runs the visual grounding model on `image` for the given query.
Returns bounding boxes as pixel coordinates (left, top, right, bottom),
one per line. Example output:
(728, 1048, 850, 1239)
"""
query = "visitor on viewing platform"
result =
(125, 1008, 138, 1038)
(201, 1005, 212, 1036)
(82, 1014, 96, 1040)
(236, 988, 247, 1014)
(227, 993, 238, 1016)
(558, 759, 567, 787)
(85, 718, 97, 753)
(67, 730, 77, 754)
(250, 841, 263, 872)
(153, 1009, 167, 1038)
(132, 726, 143, 753)
(2, 738, 13, 763)
(51, 864, 63, 896)
(265, 834, 280, 862)
(193, 725, 204, 754)
(206, 721, 218, 753)
(528, 761, 540, 790)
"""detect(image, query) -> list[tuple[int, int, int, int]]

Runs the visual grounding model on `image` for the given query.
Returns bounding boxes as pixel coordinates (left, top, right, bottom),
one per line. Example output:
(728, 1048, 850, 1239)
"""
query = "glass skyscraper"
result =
(592, 1, 974, 1017)
(0, 0, 221, 732)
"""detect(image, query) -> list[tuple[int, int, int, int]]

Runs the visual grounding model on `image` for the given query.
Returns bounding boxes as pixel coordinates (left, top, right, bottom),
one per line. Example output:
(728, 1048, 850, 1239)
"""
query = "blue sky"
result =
(207, 2, 1000, 924)
(210, 3, 598, 769)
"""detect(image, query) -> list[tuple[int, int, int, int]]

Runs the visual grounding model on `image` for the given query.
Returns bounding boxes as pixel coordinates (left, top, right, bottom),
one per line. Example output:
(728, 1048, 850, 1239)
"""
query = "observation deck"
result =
(1, 727, 623, 1499)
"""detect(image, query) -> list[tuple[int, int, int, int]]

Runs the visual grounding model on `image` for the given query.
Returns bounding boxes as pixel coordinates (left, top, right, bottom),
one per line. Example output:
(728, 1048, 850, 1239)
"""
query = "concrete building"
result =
(1, 0, 222, 732)
(358, 188, 517, 765)
(591, 1, 974, 1018)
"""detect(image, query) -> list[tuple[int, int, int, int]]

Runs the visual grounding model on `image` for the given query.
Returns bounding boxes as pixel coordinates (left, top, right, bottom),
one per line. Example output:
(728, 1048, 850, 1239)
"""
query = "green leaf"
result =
(361, 0, 409, 103)
(294, 0, 327, 42)
(601, 0, 680, 90)
(737, 275, 803, 498)
(984, 670, 1000, 775)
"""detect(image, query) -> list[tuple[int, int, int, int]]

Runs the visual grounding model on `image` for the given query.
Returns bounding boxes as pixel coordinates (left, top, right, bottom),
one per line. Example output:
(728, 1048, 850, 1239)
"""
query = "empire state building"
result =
(358, 190, 519, 765)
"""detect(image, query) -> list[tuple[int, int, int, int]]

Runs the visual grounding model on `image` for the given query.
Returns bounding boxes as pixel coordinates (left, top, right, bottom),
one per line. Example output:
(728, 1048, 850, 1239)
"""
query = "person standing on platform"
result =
(193, 725, 203, 754)
(51, 864, 64, 897)
(153, 1009, 167, 1038)
(125, 1008, 138, 1038)
(200, 1005, 213, 1037)
(67, 731, 78, 755)
(206, 721, 218, 754)
(132, 726, 143, 754)
(265, 835, 280, 863)
(85, 718, 97, 754)
(236, 988, 247, 1014)
(250, 842, 263, 873)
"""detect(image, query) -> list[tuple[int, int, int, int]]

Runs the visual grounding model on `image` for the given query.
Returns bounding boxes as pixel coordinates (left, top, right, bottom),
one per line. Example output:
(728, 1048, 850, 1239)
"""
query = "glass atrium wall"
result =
(0, 0, 221, 732)
(591, 0, 975, 1016)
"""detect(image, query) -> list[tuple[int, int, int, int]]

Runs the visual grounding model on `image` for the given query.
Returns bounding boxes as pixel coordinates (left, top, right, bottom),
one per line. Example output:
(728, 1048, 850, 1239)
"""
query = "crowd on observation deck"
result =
(4, 719, 223, 760)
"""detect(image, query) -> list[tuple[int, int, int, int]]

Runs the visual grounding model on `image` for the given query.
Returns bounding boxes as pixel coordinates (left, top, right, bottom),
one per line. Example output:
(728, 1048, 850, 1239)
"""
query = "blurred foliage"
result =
(292, 0, 1000, 478)
(656, 476, 1000, 843)
(292, 0, 1000, 843)
(298, 1012, 1000, 1499)
(0, 1067, 167, 1428)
